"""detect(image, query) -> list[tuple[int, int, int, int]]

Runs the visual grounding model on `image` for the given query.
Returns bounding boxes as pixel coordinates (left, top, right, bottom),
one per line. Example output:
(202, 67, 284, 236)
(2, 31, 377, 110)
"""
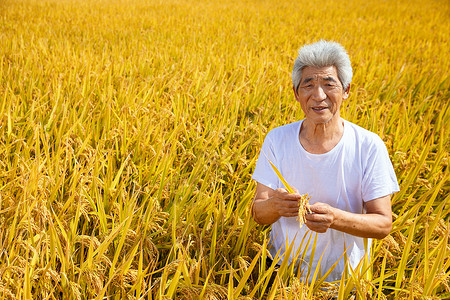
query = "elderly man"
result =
(251, 40, 399, 282)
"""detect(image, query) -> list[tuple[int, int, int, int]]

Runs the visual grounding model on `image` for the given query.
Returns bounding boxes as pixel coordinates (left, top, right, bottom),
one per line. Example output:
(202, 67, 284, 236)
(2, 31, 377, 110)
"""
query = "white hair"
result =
(292, 40, 353, 91)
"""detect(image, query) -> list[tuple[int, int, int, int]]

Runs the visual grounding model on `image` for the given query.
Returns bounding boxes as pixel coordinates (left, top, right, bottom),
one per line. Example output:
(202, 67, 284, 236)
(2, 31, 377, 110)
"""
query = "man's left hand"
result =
(305, 202, 336, 233)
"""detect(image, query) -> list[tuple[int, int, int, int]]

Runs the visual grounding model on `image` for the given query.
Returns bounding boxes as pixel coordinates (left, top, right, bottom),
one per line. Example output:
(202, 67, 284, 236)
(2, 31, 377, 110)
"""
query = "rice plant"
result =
(0, 0, 448, 298)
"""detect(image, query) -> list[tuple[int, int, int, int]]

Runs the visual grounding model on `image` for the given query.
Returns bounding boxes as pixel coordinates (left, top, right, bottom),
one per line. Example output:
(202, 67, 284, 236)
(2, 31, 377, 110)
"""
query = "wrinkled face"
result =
(294, 66, 349, 125)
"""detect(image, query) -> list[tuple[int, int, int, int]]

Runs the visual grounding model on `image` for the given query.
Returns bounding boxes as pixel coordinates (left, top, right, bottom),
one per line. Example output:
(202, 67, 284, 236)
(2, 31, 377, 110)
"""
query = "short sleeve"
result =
(361, 135, 400, 201)
(252, 132, 281, 190)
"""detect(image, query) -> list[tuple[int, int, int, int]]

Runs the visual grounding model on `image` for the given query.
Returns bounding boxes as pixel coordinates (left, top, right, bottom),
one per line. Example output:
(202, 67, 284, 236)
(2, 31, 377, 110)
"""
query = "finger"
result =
(280, 205, 300, 215)
(305, 221, 329, 233)
(282, 211, 299, 218)
(273, 188, 302, 199)
(277, 192, 302, 201)
(306, 225, 327, 233)
(285, 200, 301, 208)
(271, 197, 298, 207)
(305, 212, 321, 221)
(287, 208, 302, 217)
(278, 203, 301, 214)
(274, 188, 289, 193)
(305, 212, 329, 223)
(309, 203, 330, 214)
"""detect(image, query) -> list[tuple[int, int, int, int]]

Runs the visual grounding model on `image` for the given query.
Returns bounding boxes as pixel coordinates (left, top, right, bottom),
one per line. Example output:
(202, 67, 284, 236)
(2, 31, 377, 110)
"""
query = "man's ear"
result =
(343, 84, 351, 100)
(293, 86, 300, 102)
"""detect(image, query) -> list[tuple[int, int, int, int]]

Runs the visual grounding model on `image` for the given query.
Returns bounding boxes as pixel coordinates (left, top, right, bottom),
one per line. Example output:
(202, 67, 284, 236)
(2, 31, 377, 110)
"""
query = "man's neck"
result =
(299, 117, 344, 154)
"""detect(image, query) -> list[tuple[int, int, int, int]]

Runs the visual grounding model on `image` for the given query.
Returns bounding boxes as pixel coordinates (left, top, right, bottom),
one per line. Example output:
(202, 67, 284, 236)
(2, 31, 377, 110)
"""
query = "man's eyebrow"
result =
(323, 76, 338, 82)
(301, 77, 314, 84)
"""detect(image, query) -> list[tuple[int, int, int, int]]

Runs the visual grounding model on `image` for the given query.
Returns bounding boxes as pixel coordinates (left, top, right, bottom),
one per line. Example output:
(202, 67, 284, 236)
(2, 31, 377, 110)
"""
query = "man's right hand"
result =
(251, 183, 302, 225)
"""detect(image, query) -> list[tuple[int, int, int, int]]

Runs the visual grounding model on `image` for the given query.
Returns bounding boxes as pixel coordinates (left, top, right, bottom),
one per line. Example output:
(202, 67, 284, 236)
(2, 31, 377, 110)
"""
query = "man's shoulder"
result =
(267, 120, 302, 137)
(344, 120, 385, 148)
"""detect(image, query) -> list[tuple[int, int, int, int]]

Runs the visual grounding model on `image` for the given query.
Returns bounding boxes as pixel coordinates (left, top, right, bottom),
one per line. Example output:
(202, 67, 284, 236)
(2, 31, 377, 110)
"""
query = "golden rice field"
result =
(0, 0, 449, 298)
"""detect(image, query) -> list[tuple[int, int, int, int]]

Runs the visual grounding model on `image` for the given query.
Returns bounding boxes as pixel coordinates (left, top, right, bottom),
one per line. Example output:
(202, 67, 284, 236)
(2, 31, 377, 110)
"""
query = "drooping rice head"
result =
(298, 194, 311, 228)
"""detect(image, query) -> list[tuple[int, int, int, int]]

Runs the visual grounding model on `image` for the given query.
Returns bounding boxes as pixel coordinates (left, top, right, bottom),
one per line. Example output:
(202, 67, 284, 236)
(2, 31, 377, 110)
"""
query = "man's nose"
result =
(311, 85, 326, 101)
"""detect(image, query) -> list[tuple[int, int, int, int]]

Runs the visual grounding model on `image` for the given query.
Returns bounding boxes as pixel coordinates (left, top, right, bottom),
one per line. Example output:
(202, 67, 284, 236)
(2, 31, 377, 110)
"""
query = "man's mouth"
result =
(312, 106, 328, 112)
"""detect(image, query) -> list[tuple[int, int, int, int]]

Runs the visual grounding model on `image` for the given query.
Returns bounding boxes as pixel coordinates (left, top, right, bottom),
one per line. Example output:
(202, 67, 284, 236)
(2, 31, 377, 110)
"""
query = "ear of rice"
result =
(264, 152, 311, 227)
(263, 152, 295, 193)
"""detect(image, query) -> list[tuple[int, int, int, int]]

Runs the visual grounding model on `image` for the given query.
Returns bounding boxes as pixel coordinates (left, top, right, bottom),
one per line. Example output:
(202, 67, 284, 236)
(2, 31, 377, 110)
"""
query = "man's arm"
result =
(251, 182, 302, 225)
(252, 182, 393, 239)
(305, 195, 392, 239)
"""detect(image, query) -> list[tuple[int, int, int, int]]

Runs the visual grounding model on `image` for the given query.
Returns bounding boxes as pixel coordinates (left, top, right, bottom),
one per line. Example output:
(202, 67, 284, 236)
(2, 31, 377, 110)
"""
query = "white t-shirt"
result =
(252, 119, 400, 282)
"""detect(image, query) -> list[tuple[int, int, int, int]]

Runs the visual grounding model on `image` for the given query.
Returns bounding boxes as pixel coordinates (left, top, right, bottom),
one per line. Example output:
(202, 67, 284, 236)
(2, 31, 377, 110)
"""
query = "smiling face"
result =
(294, 66, 349, 126)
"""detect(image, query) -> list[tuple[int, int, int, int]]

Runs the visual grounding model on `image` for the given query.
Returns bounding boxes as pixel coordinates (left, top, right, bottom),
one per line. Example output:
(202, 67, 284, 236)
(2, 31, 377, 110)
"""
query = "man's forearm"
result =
(330, 208, 392, 239)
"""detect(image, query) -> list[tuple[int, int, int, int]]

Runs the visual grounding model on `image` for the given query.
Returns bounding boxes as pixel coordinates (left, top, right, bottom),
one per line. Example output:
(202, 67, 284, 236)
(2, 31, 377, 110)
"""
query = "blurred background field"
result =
(0, 0, 448, 298)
